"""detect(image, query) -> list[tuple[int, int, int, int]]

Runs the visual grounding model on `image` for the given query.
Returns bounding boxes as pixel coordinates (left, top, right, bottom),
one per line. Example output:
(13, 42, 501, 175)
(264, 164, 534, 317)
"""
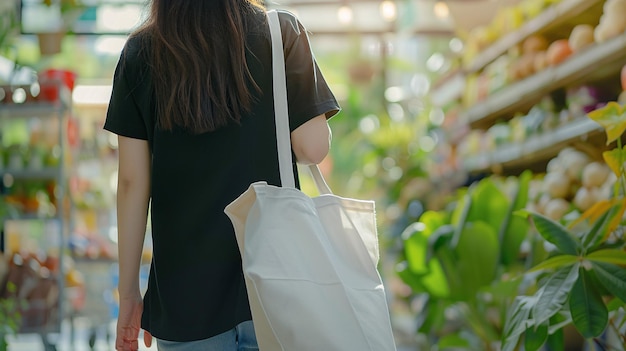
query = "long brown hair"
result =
(135, 0, 265, 133)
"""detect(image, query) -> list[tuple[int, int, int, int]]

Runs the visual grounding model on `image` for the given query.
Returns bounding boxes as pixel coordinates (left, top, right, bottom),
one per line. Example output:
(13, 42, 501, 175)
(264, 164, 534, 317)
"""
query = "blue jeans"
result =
(156, 321, 258, 351)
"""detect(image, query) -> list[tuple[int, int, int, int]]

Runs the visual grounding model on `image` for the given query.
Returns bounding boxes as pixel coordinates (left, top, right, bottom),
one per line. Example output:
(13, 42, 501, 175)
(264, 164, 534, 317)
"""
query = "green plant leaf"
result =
(591, 261, 626, 303)
(437, 332, 470, 349)
(587, 249, 626, 266)
(416, 297, 447, 335)
(527, 231, 550, 269)
(569, 199, 616, 229)
(530, 212, 580, 255)
(419, 210, 448, 233)
(403, 221, 450, 298)
(395, 261, 425, 293)
(426, 224, 454, 262)
(420, 260, 449, 298)
(500, 170, 532, 266)
(545, 328, 564, 351)
(529, 255, 579, 272)
(502, 296, 536, 351)
(603, 147, 626, 177)
(524, 324, 548, 351)
(587, 101, 626, 145)
(606, 297, 625, 312)
(455, 221, 500, 299)
(468, 178, 510, 233)
(532, 263, 580, 326)
(569, 268, 608, 338)
(451, 192, 472, 248)
(548, 311, 572, 335)
(580, 205, 614, 252)
(404, 222, 431, 275)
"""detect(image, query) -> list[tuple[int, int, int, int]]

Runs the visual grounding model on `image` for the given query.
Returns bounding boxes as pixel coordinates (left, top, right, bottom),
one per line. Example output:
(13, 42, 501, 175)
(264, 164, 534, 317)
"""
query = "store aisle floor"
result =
(7, 317, 155, 351)
(6, 317, 418, 351)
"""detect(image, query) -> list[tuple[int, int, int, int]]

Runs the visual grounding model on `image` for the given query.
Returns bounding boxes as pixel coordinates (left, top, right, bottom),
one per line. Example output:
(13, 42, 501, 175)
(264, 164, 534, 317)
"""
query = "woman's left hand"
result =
(115, 295, 153, 351)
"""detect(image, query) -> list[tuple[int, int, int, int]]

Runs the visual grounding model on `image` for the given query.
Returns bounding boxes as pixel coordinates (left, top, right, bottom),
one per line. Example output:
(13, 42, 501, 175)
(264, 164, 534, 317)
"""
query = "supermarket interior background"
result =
(1, 0, 626, 350)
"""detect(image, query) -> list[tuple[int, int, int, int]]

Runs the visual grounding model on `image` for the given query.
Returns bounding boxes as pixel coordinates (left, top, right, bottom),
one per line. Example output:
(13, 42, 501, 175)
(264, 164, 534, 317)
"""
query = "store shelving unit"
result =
(0, 84, 70, 349)
(464, 31, 626, 129)
(442, 0, 624, 176)
(462, 118, 603, 173)
(465, 0, 604, 73)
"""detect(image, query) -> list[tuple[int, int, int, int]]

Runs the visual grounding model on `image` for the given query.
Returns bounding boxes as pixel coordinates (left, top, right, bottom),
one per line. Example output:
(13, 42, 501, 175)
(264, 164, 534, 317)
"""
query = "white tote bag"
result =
(224, 10, 397, 351)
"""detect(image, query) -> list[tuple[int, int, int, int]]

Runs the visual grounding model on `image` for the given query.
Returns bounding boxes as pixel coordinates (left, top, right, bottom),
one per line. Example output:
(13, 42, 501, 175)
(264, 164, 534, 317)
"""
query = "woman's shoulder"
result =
(276, 10, 305, 36)
(122, 32, 148, 62)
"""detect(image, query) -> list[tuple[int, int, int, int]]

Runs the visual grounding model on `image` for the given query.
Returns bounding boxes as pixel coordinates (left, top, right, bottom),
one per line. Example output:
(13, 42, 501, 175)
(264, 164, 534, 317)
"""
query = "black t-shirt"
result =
(104, 10, 340, 342)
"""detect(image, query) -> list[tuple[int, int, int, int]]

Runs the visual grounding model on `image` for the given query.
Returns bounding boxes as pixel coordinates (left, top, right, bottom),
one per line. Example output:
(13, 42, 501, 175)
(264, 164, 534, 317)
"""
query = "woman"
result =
(104, 1, 339, 350)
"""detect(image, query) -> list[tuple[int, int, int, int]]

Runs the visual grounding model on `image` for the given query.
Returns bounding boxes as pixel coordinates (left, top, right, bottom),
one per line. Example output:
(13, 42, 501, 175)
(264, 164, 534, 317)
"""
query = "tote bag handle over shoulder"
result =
(267, 10, 332, 195)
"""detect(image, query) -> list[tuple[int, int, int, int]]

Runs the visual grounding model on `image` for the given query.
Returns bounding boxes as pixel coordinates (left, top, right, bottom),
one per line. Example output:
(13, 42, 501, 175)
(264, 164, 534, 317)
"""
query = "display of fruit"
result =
(544, 197, 570, 220)
(594, 0, 626, 43)
(546, 39, 573, 66)
(581, 161, 611, 188)
(533, 50, 549, 72)
(568, 24, 595, 52)
(528, 146, 617, 220)
(523, 34, 549, 54)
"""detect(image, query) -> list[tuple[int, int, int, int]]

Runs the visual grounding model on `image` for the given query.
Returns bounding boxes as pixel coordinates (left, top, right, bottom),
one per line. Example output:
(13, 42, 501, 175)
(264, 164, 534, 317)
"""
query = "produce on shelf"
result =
(594, 0, 626, 42)
(529, 147, 615, 219)
(568, 24, 596, 52)
(546, 39, 573, 66)
(461, 0, 563, 68)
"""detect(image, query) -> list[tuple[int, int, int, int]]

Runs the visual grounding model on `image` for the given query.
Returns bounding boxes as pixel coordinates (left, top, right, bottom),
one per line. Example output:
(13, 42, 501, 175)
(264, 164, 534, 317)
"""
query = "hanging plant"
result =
(38, 0, 86, 55)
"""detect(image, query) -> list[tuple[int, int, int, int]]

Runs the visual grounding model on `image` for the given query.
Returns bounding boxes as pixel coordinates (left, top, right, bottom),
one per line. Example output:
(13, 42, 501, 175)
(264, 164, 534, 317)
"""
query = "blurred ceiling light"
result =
(449, 37, 464, 53)
(379, 1, 397, 22)
(434, 1, 449, 19)
(420, 135, 436, 153)
(426, 53, 445, 72)
(410, 74, 430, 96)
(429, 108, 445, 126)
(337, 5, 353, 25)
(73, 85, 112, 105)
(384, 86, 404, 103)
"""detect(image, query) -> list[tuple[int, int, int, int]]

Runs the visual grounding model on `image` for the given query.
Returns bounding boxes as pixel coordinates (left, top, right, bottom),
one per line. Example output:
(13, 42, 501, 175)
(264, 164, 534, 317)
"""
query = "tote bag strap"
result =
(267, 10, 332, 195)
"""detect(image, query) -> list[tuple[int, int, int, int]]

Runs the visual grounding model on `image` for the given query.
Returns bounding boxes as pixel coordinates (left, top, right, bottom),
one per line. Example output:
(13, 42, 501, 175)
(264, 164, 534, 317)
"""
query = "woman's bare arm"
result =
(116, 136, 151, 299)
(291, 114, 331, 165)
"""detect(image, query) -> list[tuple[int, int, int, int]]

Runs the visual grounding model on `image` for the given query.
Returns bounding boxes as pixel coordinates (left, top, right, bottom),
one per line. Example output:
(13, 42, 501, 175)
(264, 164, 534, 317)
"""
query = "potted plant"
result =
(397, 171, 532, 350)
(0, 0, 18, 55)
(501, 102, 626, 351)
(39, 0, 85, 55)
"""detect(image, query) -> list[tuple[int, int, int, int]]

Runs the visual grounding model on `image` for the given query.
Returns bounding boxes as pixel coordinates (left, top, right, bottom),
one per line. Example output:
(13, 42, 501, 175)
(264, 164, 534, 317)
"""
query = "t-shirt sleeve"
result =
(281, 12, 340, 132)
(103, 48, 148, 140)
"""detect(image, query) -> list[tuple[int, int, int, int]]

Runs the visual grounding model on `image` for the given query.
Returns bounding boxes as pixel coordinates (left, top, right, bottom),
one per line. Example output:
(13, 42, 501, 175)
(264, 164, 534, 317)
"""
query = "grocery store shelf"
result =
(465, 0, 603, 73)
(0, 167, 62, 180)
(0, 102, 66, 118)
(431, 70, 466, 107)
(464, 31, 626, 128)
(462, 118, 602, 173)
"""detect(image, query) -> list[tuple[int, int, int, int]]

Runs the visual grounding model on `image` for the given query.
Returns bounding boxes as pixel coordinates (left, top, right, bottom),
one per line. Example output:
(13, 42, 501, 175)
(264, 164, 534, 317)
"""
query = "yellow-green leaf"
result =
(603, 148, 626, 177)
(530, 255, 579, 272)
(588, 249, 626, 266)
(588, 101, 626, 145)
(569, 199, 616, 229)
(606, 199, 626, 237)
